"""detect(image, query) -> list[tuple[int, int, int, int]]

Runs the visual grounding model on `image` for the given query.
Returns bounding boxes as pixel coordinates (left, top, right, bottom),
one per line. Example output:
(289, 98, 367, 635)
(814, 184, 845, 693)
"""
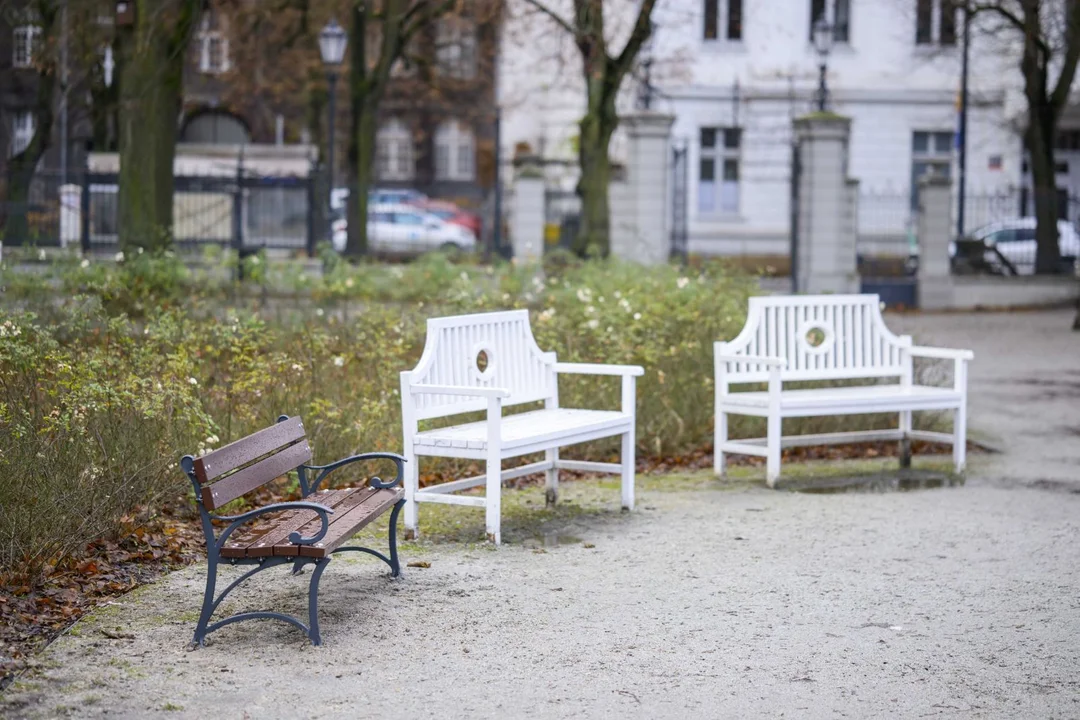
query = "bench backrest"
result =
(402, 310, 555, 420)
(188, 416, 312, 510)
(717, 294, 911, 383)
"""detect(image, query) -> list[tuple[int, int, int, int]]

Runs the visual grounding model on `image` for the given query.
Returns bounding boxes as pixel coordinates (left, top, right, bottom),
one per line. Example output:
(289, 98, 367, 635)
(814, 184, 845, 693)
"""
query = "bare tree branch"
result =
(520, 0, 578, 38)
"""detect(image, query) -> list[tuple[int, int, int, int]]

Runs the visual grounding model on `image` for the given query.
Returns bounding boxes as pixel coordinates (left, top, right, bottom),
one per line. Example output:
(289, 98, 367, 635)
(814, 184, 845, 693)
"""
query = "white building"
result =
(498, 0, 1069, 257)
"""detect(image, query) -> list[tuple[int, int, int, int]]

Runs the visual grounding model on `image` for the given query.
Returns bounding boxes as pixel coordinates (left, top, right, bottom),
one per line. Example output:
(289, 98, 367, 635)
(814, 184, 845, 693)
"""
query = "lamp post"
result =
(812, 18, 834, 112)
(318, 18, 348, 241)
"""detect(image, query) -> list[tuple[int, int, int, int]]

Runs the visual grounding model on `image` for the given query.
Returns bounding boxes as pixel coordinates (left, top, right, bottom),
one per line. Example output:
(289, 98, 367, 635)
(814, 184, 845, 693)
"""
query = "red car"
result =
(407, 199, 482, 239)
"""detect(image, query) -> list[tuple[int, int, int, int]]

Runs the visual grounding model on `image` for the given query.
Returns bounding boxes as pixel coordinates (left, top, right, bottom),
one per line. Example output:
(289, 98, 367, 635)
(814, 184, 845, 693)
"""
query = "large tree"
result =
(522, 0, 659, 256)
(115, 0, 202, 252)
(343, 0, 457, 257)
(969, 1, 1080, 274)
(1, 0, 59, 244)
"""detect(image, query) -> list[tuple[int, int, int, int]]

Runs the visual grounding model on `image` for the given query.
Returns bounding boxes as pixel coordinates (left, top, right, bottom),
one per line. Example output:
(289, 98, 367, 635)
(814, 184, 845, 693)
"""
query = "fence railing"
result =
(856, 190, 918, 277)
(961, 189, 1080, 275)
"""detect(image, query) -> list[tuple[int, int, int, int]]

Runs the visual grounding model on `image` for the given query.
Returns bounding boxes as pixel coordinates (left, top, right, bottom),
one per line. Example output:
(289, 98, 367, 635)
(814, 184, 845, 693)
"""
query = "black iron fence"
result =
(856, 190, 918, 308)
(1, 168, 320, 254)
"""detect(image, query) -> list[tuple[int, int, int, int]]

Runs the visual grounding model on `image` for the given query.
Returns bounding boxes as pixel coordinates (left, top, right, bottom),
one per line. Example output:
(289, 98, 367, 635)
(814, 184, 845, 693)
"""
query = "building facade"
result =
(498, 0, 1080, 257)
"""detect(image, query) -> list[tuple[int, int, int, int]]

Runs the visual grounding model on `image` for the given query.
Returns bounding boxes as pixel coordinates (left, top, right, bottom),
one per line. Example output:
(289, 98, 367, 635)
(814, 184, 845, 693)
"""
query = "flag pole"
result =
(957, 5, 970, 239)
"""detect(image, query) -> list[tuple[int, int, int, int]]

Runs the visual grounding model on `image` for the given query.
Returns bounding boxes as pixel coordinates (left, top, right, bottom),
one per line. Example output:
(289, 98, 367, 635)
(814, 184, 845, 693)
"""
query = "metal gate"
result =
(857, 191, 919, 308)
(670, 142, 689, 262)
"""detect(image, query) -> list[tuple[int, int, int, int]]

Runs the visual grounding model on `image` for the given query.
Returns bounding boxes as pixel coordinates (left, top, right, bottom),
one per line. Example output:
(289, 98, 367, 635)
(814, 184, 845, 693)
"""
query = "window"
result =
(703, 0, 742, 40)
(197, 18, 230, 74)
(435, 20, 477, 79)
(916, 0, 957, 46)
(698, 127, 740, 215)
(12, 25, 41, 68)
(376, 119, 415, 181)
(911, 130, 953, 208)
(10, 111, 35, 157)
(394, 212, 426, 226)
(810, 0, 850, 43)
(435, 120, 476, 181)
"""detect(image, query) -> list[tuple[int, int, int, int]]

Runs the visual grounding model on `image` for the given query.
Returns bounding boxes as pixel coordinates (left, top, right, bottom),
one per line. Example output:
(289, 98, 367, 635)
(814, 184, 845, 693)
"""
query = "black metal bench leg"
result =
(307, 557, 332, 646)
(190, 555, 219, 649)
(388, 499, 404, 578)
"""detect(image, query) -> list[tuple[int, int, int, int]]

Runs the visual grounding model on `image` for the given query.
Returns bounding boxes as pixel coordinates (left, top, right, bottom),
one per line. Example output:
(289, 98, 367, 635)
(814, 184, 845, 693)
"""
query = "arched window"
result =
(180, 111, 251, 144)
(376, 119, 415, 181)
(434, 120, 475, 181)
(435, 19, 477, 80)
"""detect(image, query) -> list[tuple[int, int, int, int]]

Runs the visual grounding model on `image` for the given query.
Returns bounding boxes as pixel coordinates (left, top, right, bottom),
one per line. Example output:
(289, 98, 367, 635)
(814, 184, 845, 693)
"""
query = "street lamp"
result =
(812, 18, 834, 112)
(319, 18, 348, 242)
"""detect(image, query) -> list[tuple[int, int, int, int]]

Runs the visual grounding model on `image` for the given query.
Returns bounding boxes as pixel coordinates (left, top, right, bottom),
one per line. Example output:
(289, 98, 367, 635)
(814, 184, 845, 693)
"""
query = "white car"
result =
(952, 218, 1080, 274)
(331, 203, 477, 255)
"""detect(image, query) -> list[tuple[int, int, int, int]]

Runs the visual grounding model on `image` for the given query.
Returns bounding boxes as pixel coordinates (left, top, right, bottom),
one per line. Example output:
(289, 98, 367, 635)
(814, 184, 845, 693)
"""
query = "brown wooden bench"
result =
(180, 415, 406, 647)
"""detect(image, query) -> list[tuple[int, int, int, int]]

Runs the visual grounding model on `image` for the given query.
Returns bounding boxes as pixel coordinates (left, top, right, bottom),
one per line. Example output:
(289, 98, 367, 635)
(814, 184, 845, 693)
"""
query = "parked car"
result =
(330, 187, 428, 212)
(331, 203, 477, 255)
(406, 198, 482, 239)
(951, 218, 1080, 275)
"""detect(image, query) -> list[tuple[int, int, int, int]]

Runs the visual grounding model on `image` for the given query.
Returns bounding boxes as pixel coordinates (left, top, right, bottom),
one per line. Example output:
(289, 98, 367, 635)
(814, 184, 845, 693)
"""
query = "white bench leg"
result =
(485, 455, 502, 545)
(714, 411, 727, 476)
(403, 448, 419, 539)
(545, 448, 559, 507)
(766, 412, 781, 488)
(621, 430, 635, 511)
(953, 405, 967, 474)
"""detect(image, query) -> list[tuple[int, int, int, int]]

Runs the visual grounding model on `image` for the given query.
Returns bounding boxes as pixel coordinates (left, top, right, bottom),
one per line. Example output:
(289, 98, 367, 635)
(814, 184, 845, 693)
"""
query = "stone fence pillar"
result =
(510, 155, 545, 262)
(917, 175, 954, 310)
(610, 112, 675, 265)
(793, 114, 859, 294)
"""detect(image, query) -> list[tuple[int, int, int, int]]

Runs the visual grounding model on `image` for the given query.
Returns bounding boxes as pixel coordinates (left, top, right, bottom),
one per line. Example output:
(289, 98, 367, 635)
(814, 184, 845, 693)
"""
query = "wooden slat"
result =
(271, 487, 381, 557)
(201, 440, 312, 510)
(220, 489, 353, 558)
(298, 487, 404, 558)
(194, 417, 306, 485)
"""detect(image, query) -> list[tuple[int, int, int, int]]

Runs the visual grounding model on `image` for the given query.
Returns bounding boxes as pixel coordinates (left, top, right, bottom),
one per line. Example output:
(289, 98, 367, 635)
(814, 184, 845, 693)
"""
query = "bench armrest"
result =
(908, 346, 974, 361)
(553, 362, 645, 377)
(716, 353, 788, 368)
(213, 501, 334, 550)
(410, 384, 511, 398)
(302, 452, 407, 493)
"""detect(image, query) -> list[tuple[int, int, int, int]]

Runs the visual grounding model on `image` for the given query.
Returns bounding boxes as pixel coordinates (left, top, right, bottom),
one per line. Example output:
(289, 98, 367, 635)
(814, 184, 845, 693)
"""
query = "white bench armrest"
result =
(908, 346, 974, 361)
(553, 362, 645, 377)
(410, 384, 511, 399)
(716, 353, 788, 368)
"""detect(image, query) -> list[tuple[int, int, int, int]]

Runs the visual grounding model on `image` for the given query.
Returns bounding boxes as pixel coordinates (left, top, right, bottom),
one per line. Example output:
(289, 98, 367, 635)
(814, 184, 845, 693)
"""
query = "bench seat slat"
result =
(220, 489, 353, 558)
(413, 408, 630, 452)
(193, 417, 305, 485)
(297, 487, 405, 558)
(718, 384, 962, 416)
(271, 487, 381, 556)
(201, 440, 312, 511)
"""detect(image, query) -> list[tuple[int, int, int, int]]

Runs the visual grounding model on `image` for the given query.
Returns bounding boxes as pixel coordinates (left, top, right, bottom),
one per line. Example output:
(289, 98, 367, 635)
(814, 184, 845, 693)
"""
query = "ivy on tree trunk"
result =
(115, 0, 201, 253)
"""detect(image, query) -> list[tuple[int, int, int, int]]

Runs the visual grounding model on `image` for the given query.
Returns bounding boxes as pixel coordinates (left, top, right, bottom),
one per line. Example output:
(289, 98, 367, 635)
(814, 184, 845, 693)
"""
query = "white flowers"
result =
(587, 319, 600, 329)
(205, 434, 220, 445)
(345, 277, 354, 288)
(38, 249, 46, 261)
(619, 297, 632, 312)
(188, 377, 198, 386)
(315, 308, 325, 317)
(291, 363, 303, 372)
(585, 305, 596, 314)
(115, 251, 125, 263)
(538, 308, 555, 322)
(633, 312, 642, 321)
(677, 277, 690, 290)
(0, 321, 22, 338)
(576, 288, 593, 303)
(249, 255, 261, 265)
(137, 246, 144, 255)
(333, 356, 345, 367)
(460, 272, 469, 281)
(80, 259, 90, 268)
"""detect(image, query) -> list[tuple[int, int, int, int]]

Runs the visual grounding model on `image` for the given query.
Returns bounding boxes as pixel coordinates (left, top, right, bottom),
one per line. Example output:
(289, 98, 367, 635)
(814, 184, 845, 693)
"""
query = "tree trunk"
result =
(346, 105, 378, 257)
(116, 0, 200, 253)
(574, 80, 618, 257)
(1026, 109, 1064, 274)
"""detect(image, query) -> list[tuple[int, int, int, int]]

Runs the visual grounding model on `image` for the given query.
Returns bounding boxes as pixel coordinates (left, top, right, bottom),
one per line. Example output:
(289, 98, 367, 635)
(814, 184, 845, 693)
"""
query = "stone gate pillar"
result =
(510, 155, 545, 262)
(793, 114, 859, 294)
(610, 112, 675, 265)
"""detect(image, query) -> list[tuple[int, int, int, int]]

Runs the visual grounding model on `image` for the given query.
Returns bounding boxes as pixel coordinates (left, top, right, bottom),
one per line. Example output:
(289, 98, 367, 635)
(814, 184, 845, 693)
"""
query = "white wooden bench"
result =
(400, 310, 644, 544)
(715, 294, 973, 487)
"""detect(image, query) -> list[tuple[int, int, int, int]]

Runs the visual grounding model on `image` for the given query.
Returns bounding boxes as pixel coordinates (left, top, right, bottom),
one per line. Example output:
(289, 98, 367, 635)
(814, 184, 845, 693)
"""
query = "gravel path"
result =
(2, 310, 1078, 720)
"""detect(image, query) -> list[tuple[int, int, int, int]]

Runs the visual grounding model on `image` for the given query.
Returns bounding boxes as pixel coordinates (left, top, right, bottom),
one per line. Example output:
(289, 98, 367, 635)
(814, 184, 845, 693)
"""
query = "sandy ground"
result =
(2, 310, 1078, 720)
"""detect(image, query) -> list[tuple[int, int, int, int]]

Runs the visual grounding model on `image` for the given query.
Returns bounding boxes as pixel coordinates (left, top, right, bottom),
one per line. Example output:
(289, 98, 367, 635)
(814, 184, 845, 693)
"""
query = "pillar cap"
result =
(793, 112, 851, 141)
(621, 111, 676, 136)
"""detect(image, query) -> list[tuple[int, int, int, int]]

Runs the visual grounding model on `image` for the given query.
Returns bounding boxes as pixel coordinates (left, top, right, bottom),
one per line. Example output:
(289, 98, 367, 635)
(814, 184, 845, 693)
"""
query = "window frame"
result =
(12, 24, 42, 69)
(434, 120, 476, 182)
(698, 126, 741, 217)
(915, 0, 958, 47)
(810, 0, 850, 44)
(10, 110, 35, 157)
(435, 20, 478, 80)
(910, 129, 954, 208)
(197, 18, 230, 74)
(376, 119, 415, 182)
(703, 0, 743, 42)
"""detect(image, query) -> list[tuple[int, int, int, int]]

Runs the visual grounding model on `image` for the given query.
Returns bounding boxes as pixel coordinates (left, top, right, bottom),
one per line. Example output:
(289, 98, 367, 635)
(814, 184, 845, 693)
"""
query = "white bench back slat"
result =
(405, 310, 555, 420)
(719, 294, 909, 383)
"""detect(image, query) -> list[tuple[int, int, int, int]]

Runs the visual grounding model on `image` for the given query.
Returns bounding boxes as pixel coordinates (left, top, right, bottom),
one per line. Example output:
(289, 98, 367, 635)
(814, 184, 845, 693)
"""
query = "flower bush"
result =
(0, 250, 772, 582)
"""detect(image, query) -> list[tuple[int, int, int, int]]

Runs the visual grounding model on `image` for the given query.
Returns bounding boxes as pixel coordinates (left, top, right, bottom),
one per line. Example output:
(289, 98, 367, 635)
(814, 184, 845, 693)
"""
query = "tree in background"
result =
(969, 1, 1080, 275)
(521, 0, 659, 256)
(115, 0, 203, 252)
(1, 0, 60, 244)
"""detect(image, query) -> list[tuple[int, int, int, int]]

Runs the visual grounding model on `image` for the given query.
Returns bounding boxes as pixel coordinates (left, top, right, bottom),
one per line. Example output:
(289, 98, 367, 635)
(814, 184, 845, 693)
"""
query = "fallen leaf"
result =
(406, 561, 431, 569)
